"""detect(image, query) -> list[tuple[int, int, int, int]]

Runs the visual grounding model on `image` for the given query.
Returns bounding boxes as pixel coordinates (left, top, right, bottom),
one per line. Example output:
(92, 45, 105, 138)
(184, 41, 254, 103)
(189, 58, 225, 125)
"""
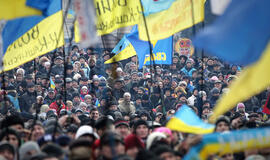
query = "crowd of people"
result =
(0, 45, 269, 160)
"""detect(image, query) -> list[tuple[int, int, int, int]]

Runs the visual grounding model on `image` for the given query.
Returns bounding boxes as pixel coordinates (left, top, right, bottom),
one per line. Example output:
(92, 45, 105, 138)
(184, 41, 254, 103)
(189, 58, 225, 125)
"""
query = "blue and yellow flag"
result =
(50, 78, 55, 89)
(1, 0, 64, 72)
(166, 105, 214, 134)
(184, 127, 270, 160)
(126, 26, 173, 69)
(0, 0, 43, 20)
(191, 0, 270, 122)
(193, 0, 270, 66)
(95, 0, 142, 35)
(105, 35, 136, 64)
(138, 0, 205, 41)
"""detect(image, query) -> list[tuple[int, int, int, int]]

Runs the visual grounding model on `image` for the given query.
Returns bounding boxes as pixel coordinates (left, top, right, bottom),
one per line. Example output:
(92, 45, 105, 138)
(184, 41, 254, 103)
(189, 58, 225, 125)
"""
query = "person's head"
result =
(123, 92, 131, 102)
(42, 143, 64, 160)
(75, 125, 98, 143)
(0, 142, 15, 160)
(152, 145, 176, 160)
(69, 139, 93, 160)
(124, 134, 144, 159)
(95, 117, 114, 137)
(202, 106, 211, 117)
(215, 116, 230, 133)
(0, 128, 21, 149)
(114, 119, 130, 139)
(30, 122, 45, 141)
(220, 153, 234, 160)
(230, 112, 243, 130)
(90, 108, 99, 121)
(133, 120, 149, 140)
(237, 103, 246, 113)
(0, 115, 24, 134)
(99, 132, 125, 159)
(27, 82, 35, 93)
(54, 56, 63, 65)
(19, 141, 41, 160)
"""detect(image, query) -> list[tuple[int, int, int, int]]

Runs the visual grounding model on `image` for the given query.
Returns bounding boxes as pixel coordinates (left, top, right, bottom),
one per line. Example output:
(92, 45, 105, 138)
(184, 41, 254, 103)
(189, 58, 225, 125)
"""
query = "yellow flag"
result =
(210, 43, 270, 122)
(138, 0, 205, 41)
(95, 0, 142, 35)
(0, 0, 42, 20)
(2, 11, 64, 71)
(105, 44, 136, 64)
(74, 20, 81, 43)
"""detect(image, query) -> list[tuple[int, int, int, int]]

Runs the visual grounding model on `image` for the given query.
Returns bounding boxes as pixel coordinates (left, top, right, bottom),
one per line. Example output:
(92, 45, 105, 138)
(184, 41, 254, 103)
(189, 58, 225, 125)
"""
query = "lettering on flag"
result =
(2, 11, 64, 71)
(95, 0, 142, 35)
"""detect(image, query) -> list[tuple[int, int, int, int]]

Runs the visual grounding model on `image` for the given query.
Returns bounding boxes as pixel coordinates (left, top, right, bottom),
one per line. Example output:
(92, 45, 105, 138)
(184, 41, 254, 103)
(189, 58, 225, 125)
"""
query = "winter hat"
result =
(114, 119, 129, 128)
(146, 132, 167, 149)
(19, 141, 41, 160)
(154, 127, 173, 140)
(236, 103, 245, 111)
(124, 134, 145, 151)
(75, 125, 99, 139)
(133, 119, 149, 131)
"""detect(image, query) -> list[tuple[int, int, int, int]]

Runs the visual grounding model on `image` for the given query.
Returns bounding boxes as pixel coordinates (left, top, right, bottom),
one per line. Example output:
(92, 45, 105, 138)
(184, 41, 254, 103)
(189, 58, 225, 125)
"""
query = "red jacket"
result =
(49, 101, 68, 115)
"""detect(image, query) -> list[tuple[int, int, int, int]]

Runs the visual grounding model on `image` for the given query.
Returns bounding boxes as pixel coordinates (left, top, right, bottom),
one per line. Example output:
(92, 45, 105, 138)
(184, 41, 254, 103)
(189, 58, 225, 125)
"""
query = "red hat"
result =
(124, 134, 145, 151)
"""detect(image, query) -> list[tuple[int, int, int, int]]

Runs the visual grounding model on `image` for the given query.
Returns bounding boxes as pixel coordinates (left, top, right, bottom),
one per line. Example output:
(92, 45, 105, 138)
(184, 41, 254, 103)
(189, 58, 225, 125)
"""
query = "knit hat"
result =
(124, 134, 145, 151)
(19, 141, 41, 160)
(114, 119, 129, 128)
(133, 119, 149, 131)
(146, 132, 167, 149)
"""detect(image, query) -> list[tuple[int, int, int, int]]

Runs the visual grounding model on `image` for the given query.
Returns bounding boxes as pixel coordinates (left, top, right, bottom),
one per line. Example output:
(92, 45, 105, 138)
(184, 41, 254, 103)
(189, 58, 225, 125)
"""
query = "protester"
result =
(0, 40, 269, 160)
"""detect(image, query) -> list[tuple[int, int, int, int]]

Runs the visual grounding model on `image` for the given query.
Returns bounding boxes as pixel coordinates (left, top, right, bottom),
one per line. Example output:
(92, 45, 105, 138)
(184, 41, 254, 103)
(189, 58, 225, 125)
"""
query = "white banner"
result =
(74, 0, 99, 48)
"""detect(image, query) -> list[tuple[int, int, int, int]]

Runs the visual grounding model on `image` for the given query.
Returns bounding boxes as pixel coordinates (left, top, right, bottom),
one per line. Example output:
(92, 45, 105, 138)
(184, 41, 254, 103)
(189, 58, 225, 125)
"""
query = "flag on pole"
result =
(166, 105, 214, 134)
(50, 78, 56, 89)
(105, 35, 136, 64)
(1, 0, 64, 72)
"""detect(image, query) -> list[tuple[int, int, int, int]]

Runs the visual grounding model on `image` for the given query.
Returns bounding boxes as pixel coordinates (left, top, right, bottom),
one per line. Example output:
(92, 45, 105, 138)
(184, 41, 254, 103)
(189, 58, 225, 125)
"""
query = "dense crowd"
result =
(0, 45, 269, 160)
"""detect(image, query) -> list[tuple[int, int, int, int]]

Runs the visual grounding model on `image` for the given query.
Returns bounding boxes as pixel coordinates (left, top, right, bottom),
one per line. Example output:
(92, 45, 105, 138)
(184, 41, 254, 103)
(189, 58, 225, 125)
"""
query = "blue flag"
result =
(141, 0, 176, 16)
(193, 0, 270, 66)
(126, 26, 172, 69)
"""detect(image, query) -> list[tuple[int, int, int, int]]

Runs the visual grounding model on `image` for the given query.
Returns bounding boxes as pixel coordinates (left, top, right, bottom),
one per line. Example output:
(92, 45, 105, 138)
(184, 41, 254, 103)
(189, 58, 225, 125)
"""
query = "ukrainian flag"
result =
(50, 78, 55, 89)
(1, 0, 64, 72)
(166, 105, 214, 134)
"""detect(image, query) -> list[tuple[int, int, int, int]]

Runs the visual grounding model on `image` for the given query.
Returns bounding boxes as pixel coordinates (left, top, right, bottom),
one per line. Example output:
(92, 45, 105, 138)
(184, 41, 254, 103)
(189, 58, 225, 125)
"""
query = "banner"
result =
(95, 0, 142, 35)
(174, 38, 194, 57)
(184, 127, 270, 160)
(74, 0, 99, 47)
(138, 0, 205, 41)
(143, 37, 173, 67)
(1, 0, 63, 72)
(126, 26, 173, 69)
